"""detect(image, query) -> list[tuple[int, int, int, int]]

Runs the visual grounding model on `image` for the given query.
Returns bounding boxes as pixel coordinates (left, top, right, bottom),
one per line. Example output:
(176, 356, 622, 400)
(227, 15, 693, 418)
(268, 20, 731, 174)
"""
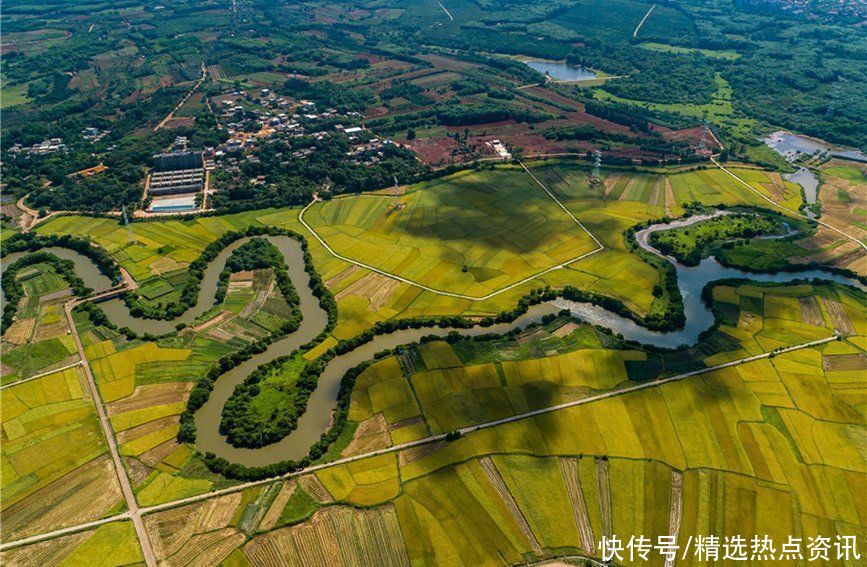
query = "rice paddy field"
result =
(0, 367, 124, 542)
(7, 163, 866, 563)
(1, 262, 79, 385)
(303, 167, 600, 298)
(34, 162, 816, 342)
(2, 521, 143, 566)
(70, 266, 301, 507)
(35, 280, 859, 566)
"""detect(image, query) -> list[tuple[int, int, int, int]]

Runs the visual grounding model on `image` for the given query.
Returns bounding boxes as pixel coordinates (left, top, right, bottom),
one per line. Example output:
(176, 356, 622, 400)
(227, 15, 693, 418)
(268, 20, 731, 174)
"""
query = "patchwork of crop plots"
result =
(1, 366, 123, 541)
(70, 266, 301, 507)
(4, 232, 866, 565)
(90, 277, 865, 565)
(1, 262, 79, 385)
(2, 521, 143, 566)
(35, 162, 832, 342)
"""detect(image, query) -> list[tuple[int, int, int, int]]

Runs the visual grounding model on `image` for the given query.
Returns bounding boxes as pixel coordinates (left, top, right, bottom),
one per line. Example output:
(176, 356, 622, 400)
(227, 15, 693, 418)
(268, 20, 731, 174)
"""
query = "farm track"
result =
(665, 471, 683, 567)
(559, 457, 595, 554)
(479, 456, 542, 553)
(1, 334, 838, 554)
(59, 300, 157, 567)
(298, 161, 606, 301)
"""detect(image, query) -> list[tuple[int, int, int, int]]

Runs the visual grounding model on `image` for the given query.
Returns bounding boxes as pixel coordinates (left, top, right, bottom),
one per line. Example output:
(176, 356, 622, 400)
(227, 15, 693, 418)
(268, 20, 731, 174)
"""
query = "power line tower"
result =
(699, 122, 709, 154)
(393, 176, 400, 209)
(592, 150, 602, 182)
(121, 205, 136, 245)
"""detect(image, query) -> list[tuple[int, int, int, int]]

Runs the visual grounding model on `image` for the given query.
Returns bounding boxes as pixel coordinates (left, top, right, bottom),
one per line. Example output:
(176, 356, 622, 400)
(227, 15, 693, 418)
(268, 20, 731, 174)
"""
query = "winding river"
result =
(2, 219, 864, 466)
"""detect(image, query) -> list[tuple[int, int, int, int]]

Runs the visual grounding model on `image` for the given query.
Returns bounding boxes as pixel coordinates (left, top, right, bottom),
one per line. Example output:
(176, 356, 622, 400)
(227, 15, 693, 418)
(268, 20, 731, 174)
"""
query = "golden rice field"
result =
(7, 177, 867, 566)
(0, 367, 123, 541)
(304, 168, 600, 297)
(35, 163, 812, 340)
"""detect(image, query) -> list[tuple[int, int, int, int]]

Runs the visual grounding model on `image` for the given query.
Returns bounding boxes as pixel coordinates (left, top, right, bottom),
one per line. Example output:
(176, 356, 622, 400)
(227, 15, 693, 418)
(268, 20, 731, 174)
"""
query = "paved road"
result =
(1, 333, 836, 552)
(0, 361, 83, 391)
(633, 4, 656, 37)
(61, 301, 158, 567)
(435, 0, 453, 20)
(712, 157, 867, 253)
(298, 161, 606, 301)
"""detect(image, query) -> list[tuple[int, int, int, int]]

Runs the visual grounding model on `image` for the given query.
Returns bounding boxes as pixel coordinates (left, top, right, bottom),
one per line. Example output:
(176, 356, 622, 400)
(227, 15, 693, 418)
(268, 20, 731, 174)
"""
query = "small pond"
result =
(523, 60, 597, 81)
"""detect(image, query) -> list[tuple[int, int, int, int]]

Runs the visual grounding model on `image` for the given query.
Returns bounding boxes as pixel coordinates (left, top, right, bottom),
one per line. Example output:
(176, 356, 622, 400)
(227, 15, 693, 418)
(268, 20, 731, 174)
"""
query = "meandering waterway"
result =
(2, 218, 864, 465)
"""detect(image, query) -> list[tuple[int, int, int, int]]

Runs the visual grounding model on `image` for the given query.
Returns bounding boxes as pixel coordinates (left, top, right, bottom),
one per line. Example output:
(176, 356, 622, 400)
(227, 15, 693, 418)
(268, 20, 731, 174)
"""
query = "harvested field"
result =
(259, 481, 298, 532)
(106, 382, 192, 415)
(823, 353, 867, 372)
(559, 457, 594, 553)
(145, 492, 243, 559)
(4, 318, 35, 345)
(1, 455, 122, 540)
(666, 471, 683, 567)
(798, 296, 824, 327)
(325, 265, 362, 288)
(596, 458, 612, 538)
(552, 321, 580, 338)
(164, 527, 244, 567)
(822, 298, 855, 335)
(335, 272, 402, 312)
(244, 505, 410, 567)
(298, 474, 334, 503)
(398, 440, 447, 466)
(1, 531, 90, 566)
(341, 414, 390, 457)
(479, 456, 542, 554)
(140, 438, 182, 468)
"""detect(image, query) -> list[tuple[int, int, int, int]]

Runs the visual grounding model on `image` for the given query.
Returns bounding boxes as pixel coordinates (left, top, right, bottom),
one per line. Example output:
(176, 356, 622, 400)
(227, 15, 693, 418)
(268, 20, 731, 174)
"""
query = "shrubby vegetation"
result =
(649, 212, 788, 266)
(0, 252, 91, 331)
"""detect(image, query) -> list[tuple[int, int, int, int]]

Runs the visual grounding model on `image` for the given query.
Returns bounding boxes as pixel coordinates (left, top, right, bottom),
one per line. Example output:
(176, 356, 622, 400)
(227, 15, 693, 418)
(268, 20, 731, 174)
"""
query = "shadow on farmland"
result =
(396, 179, 586, 257)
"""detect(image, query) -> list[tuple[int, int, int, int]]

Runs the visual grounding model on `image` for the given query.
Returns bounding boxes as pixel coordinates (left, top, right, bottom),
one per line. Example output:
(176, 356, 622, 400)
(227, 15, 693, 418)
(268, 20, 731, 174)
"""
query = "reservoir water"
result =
(523, 60, 597, 81)
(763, 130, 867, 163)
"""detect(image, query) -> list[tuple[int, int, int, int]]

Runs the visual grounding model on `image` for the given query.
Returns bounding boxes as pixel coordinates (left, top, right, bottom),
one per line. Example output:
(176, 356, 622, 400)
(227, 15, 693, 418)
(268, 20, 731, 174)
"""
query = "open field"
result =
(34, 159, 857, 344)
(347, 281, 855, 449)
(3, 279, 865, 564)
(637, 42, 741, 60)
(1, 521, 143, 566)
(1, 366, 123, 541)
(304, 167, 599, 298)
(809, 160, 867, 273)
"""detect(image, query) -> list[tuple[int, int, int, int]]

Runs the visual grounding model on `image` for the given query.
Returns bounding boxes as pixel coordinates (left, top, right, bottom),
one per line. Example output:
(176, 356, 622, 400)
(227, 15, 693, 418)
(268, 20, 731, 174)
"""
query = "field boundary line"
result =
(711, 157, 866, 253)
(0, 361, 83, 391)
(297, 165, 605, 301)
(518, 160, 605, 249)
(0, 334, 837, 551)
